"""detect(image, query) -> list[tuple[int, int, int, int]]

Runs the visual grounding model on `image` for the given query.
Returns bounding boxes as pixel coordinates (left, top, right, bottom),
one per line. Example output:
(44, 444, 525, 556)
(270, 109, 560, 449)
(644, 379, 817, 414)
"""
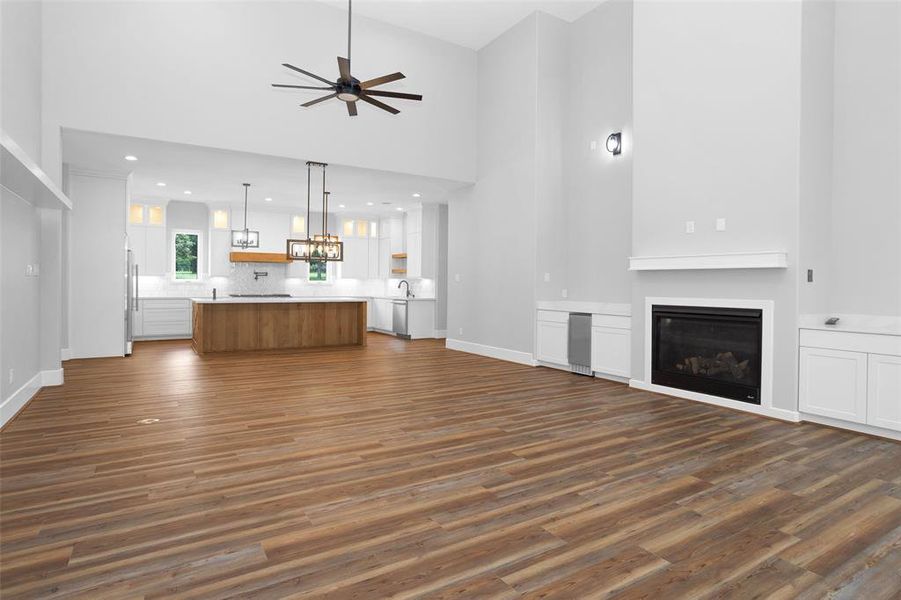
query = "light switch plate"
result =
(561, 288, 568, 299)
(716, 218, 727, 231)
(590, 140, 597, 151)
(543, 272, 550, 282)
(454, 273, 461, 283)
(685, 221, 695, 234)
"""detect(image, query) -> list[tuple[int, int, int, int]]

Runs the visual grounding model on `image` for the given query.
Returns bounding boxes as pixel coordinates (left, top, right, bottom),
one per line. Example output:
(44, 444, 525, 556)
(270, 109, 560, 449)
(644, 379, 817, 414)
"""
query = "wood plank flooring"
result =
(1, 334, 899, 599)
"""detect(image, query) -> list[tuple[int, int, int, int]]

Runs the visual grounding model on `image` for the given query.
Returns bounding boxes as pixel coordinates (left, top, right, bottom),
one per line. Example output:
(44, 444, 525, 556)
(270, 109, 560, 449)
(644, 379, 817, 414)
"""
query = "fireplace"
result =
(652, 305, 763, 404)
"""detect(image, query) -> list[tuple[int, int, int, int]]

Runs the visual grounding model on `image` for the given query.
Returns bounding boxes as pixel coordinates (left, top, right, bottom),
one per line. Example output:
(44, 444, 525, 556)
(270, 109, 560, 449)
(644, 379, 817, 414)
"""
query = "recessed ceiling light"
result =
(183, 190, 192, 195)
(265, 197, 273, 202)
(412, 192, 421, 198)
(366, 202, 374, 206)
(124, 155, 138, 161)
(396, 207, 404, 212)
(339, 204, 345, 208)
(156, 182, 166, 187)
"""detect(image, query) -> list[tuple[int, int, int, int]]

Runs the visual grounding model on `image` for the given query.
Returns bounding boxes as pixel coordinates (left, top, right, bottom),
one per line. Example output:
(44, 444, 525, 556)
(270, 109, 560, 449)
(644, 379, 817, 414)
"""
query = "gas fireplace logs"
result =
(675, 351, 750, 380)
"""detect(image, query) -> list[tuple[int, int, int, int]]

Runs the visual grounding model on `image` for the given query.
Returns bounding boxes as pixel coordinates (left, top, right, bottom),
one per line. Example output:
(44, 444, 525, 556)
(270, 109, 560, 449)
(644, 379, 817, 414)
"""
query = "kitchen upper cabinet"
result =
(799, 347, 868, 424)
(368, 237, 379, 279)
(867, 353, 901, 431)
(342, 237, 369, 279)
(209, 229, 232, 277)
(404, 204, 437, 279)
(127, 201, 167, 276)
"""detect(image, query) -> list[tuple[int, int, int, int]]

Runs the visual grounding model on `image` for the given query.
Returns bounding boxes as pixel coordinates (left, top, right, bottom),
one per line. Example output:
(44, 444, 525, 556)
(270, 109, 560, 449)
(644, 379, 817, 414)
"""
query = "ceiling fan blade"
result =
(282, 63, 335, 86)
(360, 72, 405, 90)
(337, 57, 351, 82)
(359, 94, 400, 115)
(347, 101, 358, 117)
(302, 92, 338, 107)
(363, 90, 423, 101)
(272, 83, 335, 90)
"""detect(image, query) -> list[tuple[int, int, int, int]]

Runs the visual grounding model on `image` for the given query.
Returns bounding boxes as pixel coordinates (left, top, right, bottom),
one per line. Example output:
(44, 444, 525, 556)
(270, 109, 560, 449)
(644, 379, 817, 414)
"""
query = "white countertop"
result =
(536, 300, 631, 317)
(799, 314, 901, 337)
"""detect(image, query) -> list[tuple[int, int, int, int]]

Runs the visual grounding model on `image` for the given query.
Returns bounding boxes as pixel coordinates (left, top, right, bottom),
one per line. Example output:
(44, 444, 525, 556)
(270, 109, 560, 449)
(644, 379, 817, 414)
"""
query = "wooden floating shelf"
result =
(229, 251, 292, 264)
(391, 253, 408, 259)
(391, 268, 407, 275)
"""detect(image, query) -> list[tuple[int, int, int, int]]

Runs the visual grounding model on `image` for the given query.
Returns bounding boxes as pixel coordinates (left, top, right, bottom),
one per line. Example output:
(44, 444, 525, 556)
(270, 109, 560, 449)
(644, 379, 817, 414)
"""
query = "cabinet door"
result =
(406, 231, 422, 278)
(144, 226, 168, 275)
(536, 321, 568, 365)
(341, 238, 368, 279)
(127, 225, 147, 274)
(867, 353, 901, 431)
(368, 237, 379, 279)
(389, 216, 404, 254)
(799, 347, 868, 423)
(591, 327, 631, 377)
(209, 229, 232, 277)
(378, 238, 390, 279)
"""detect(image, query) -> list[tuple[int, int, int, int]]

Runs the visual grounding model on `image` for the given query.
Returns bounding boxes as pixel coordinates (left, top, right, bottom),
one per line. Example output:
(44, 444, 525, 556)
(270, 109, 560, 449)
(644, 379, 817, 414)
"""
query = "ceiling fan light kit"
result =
(271, 0, 422, 117)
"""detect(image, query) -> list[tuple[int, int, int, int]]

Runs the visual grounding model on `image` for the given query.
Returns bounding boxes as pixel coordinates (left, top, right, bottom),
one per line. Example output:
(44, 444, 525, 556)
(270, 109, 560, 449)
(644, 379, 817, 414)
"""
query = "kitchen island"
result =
(191, 297, 367, 354)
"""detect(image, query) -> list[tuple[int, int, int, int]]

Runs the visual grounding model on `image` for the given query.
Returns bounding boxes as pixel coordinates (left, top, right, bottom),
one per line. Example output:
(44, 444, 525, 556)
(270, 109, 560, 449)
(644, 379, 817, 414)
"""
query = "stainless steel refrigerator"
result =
(125, 242, 138, 356)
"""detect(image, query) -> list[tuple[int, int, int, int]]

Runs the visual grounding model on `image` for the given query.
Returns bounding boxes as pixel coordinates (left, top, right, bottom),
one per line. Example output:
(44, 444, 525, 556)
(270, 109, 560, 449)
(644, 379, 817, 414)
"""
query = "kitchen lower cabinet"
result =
(536, 311, 569, 366)
(370, 299, 393, 332)
(136, 298, 192, 339)
(867, 353, 901, 431)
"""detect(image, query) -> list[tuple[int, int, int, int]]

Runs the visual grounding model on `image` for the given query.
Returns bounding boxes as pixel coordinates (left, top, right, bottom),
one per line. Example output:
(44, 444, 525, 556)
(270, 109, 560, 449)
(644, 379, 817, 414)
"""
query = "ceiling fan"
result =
(271, 0, 423, 116)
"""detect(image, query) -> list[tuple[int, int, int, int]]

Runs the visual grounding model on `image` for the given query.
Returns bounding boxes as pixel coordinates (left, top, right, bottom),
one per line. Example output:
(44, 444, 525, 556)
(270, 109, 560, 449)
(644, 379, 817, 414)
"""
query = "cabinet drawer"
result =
(591, 314, 631, 330)
(141, 320, 192, 337)
(799, 329, 901, 356)
(142, 308, 191, 323)
(799, 347, 868, 423)
(140, 298, 191, 311)
(536, 310, 569, 324)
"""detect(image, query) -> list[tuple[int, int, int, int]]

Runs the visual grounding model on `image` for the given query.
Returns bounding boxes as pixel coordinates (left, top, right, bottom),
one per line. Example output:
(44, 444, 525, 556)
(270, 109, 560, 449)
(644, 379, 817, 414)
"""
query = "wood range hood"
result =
(229, 251, 292, 264)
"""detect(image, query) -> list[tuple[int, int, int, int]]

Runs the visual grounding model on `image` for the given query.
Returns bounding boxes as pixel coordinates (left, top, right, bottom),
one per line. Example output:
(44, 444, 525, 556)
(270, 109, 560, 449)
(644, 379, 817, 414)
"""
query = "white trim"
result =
(628, 251, 788, 271)
(67, 166, 131, 181)
(433, 330, 447, 339)
(1, 130, 73, 210)
(446, 338, 536, 367)
(800, 412, 901, 441)
(594, 372, 630, 384)
(535, 300, 631, 316)
(1, 368, 64, 428)
(60, 348, 72, 361)
(641, 297, 778, 418)
(630, 379, 800, 422)
(536, 360, 572, 372)
(170, 228, 205, 282)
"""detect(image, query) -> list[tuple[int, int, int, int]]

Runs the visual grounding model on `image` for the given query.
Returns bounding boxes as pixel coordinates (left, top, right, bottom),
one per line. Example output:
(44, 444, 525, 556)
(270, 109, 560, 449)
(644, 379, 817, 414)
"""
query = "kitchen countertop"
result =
(799, 314, 901, 337)
(191, 296, 367, 304)
(536, 300, 631, 316)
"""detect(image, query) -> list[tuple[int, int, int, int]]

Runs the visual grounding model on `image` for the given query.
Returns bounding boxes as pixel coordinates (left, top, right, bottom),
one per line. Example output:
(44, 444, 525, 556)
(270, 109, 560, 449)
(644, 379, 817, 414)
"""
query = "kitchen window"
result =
(172, 230, 203, 280)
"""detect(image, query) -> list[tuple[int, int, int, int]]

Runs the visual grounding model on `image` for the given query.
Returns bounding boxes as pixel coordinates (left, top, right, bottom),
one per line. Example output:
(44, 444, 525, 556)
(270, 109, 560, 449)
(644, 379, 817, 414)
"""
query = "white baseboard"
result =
(629, 379, 801, 423)
(433, 330, 447, 339)
(60, 348, 72, 360)
(594, 372, 630, 384)
(799, 412, 901, 441)
(445, 338, 536, 367)
(1, 367, 64, 429)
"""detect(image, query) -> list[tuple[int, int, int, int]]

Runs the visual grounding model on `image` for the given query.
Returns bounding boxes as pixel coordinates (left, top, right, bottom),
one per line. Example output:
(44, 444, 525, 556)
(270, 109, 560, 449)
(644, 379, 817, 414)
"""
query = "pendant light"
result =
(286, 162, 343, 262)
(231, 183, 260, 248)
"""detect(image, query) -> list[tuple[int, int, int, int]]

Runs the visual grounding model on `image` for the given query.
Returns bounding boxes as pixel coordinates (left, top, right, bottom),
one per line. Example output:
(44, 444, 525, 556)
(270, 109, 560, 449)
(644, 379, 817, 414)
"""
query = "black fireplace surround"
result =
(652, 305, 763, 404)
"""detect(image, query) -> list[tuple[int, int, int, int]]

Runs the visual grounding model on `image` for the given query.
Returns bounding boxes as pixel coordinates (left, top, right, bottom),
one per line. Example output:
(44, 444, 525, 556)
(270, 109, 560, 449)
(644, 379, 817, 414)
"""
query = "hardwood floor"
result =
(1, 334, 899, 599)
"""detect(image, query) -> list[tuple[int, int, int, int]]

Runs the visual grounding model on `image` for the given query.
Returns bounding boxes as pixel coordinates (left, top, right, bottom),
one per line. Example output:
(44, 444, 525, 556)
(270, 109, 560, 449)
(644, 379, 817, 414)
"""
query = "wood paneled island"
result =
(191, 297, 367, 354)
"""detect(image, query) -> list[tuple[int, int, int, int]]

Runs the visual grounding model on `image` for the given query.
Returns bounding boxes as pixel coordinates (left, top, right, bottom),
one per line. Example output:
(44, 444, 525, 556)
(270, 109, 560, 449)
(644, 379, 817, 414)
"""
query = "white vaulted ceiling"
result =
(316, 0, 601, 50)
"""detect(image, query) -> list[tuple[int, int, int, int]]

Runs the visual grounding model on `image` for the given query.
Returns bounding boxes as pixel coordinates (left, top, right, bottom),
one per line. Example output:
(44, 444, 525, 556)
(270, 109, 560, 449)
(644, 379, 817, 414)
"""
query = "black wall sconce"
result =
(606, 132, 622, 155)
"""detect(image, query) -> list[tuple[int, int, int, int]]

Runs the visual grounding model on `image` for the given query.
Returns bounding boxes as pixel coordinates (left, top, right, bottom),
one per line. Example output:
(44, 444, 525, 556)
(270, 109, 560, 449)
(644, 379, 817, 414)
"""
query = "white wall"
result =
(447, 14, 540, 355)
(829, 1, 901, 316)
(40, 1, 477, 185)
(68, 171, 128, 358)
(563, 0, 632, 304)
(1, 0, 42, 161)
(631, 1, 803, 411)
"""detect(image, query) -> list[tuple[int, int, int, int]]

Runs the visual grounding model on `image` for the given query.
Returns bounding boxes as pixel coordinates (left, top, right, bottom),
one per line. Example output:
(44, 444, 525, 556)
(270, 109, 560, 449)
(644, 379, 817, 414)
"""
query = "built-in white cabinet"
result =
(404, 205, 437, 279)
(867, 353, 901, 431)
(135, 298, 192, 339)
(370, 298, 393, 332)
(591, 324, 631, 378)
(128, 201, 168, 276)
(799, 347, 869, 423)
(799, 328, 901, 434)
(339, 217, 379, 279)
(536, 310, 569, 365)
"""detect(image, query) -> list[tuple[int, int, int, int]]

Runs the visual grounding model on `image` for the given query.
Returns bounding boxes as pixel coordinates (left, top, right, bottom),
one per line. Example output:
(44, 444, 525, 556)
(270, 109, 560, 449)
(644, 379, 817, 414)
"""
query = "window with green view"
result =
(174, 232, 199, 279)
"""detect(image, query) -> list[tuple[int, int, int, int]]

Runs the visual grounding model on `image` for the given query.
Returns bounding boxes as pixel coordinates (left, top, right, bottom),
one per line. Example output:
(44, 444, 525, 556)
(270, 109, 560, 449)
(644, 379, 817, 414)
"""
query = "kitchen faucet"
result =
(398, 279, 414, 298)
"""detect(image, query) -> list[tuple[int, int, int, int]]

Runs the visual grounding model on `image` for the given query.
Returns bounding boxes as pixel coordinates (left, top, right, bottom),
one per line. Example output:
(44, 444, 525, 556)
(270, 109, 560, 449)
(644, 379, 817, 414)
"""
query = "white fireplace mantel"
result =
(628, 251, 788, 271)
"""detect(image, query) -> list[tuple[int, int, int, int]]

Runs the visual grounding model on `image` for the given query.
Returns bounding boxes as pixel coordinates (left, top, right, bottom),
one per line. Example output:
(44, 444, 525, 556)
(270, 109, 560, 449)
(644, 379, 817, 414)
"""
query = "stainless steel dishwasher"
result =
(568, 312, 592, 375)
(392, 300, 410, 339)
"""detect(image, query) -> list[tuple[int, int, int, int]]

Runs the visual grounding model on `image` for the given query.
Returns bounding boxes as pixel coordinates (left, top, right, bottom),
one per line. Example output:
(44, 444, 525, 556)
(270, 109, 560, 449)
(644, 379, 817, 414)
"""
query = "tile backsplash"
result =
(139, 263, 434, 299)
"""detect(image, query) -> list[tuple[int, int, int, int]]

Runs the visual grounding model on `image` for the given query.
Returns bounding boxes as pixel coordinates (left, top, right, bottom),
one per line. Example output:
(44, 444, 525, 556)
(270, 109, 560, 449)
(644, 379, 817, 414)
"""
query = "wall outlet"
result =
(8, 369, 13, 384)
(561, 288, 568, 299)
(454, 273, 461, 283)
(543, 272, 551, 283)
(715, 218, 727, 231)
(807, 269, 814, 283)
(685, 221, 695, 234)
